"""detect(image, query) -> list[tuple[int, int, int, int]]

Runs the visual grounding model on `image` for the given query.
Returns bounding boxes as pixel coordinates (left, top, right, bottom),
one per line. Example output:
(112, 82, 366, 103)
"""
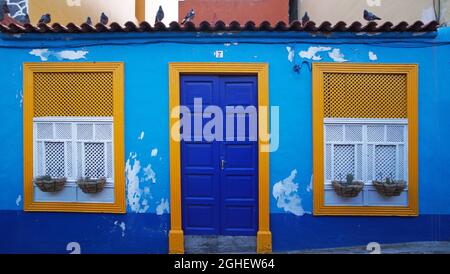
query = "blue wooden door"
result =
(181, 75, 258, 236)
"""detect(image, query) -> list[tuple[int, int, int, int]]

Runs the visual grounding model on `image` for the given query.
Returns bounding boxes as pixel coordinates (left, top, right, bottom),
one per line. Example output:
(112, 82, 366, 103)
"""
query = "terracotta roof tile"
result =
(0, 13, 22, 26)
(0, 20, 440, 34)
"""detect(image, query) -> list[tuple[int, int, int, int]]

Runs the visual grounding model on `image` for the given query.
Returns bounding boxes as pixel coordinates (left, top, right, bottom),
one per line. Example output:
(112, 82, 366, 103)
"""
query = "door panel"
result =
(220, 76, 258, 235)
(181, 76, 220, 235)
(181, 75, 258, 236)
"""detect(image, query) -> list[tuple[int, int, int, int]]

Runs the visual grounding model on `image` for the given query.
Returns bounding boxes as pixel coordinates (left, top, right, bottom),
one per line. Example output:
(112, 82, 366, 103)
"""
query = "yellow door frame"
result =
(168, 62, 272, 254)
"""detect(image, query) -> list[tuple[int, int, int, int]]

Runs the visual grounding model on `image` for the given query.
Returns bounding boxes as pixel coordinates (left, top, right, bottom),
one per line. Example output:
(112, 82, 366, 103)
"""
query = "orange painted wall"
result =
(178, 0, 289, 25)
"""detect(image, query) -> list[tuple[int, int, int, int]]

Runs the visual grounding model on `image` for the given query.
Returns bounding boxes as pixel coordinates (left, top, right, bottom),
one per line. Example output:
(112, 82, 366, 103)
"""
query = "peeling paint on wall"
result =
(151, 148, 158, 157)
(299, 46, 331, 60)
(15, 195, 21, 206)
(223, 42, 239, 47)
(298, 46, 350, 62)
(307, 175, 313, 192)
(143, 164, 156, 183)
(29, 49, 50, 61)
(140, 197, 150, 213)
(138, 131, 144, 140)
(125, 152, 158, 213)
(55, 50, 88, 60)
(368, 51, 378, 61)
(29, 49, 88, 61)
(286, 46, 295, 62)
(355, 32, 382, 37)
(125, 152, 142, 213)
(15, 90, 22, 108)
(272, 169, 305, 216)
(328, 48, 347, 62)
(114, 221, 126, 237)
(156, 198, 169, 215)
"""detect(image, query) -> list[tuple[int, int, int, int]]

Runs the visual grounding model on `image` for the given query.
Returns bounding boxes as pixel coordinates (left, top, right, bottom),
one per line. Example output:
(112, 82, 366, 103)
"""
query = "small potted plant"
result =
(373, 173, 406, 197)
(34, 175, 67, 192)
(76, 177, 107, 194)
(331, 173, 364, 198)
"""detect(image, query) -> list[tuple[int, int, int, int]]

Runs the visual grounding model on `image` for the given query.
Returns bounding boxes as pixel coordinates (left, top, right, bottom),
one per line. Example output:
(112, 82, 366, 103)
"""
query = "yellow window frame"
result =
(168, 62, 272, 254)
(312, 63, 418, 216)
(23, 62, 125, 213)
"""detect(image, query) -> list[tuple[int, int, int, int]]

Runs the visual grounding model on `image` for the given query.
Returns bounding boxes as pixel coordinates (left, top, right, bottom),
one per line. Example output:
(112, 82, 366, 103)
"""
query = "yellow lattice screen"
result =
(33, 72, 114, 117)
(324, 72, 407, 118)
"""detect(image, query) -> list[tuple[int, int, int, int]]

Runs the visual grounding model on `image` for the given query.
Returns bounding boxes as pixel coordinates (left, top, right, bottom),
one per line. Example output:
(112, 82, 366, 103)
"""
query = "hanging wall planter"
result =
(373, 178, 406, 197)
(331, 174, 364, 198)
(34, 175, 67, 192)
(76, 177, 107, 194)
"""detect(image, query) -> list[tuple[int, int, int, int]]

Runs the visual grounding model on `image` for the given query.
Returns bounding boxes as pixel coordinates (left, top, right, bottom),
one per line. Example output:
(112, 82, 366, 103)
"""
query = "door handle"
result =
(221, 159, 225, 170)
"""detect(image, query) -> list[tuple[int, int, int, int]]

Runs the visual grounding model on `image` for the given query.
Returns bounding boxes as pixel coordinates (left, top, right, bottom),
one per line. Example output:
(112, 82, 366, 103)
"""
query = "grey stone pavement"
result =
(283, 241, 450, 254)
(185, 236, 450, 254)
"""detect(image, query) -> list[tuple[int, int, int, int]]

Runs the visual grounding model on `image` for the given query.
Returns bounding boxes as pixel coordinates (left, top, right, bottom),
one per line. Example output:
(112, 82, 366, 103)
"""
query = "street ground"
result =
(284, 241, 450, 254)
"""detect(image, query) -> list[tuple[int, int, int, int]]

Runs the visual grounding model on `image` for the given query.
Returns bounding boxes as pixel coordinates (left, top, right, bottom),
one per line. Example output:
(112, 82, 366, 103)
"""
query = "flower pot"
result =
(34, 175, 67, 192)
(372, 180, 406, 197)
(77, 177, 107, 194)
(331, 181, 364, 198)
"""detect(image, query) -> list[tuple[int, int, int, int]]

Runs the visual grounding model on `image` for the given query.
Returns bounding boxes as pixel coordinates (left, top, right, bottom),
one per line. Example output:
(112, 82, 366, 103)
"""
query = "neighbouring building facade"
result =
(178, 0, 288, 25)
(0, 17, 449, 253)
(293, 0, 450, 26)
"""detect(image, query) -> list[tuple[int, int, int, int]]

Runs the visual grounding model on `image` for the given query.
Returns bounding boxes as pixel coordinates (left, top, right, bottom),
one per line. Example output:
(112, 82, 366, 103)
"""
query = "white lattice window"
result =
(324, 119, 408, 184)
(33, 117, 114, 185)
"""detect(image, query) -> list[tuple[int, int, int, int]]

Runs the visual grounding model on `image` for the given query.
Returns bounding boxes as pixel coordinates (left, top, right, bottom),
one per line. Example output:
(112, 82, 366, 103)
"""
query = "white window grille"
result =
(44, 142, 65, 178)
(84, 142, 105, 178)
(324, 118, 408, 184)
(33, 117, 114, 185)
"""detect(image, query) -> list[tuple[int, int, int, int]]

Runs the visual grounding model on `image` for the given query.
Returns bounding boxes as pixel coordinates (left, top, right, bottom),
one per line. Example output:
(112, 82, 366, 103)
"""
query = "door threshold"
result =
(184, 235, 257, 254)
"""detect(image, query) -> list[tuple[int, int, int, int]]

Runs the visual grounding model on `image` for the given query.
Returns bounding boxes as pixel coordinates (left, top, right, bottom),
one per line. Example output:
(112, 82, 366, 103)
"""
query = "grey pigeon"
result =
(301, 12, 309, 26)
(23, 13, 30, 24)
(100, 12, 108, 25)
(363, 9, 381, 21)
(86, 16, 92, 25)
(155, 5, 164, 24)
(38, 13, 51, 24)
(181, 8, 195, 24)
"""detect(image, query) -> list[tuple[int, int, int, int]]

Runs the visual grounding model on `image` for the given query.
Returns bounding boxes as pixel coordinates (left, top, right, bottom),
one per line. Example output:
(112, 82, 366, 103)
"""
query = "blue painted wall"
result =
(0, 27, 449, 253)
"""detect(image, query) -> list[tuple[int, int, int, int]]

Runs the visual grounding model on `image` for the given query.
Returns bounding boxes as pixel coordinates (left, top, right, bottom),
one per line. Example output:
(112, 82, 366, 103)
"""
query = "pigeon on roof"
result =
(86, 16, 92, 25)
(38, 13, 51, 24)
(181, 8, 195, 25)
(100, 12, 109, 25)
(23, 13, 30, 24)
(155, 5, 164, 24)
(363, 9, 381, 21)
(301, 12, 310, 26)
